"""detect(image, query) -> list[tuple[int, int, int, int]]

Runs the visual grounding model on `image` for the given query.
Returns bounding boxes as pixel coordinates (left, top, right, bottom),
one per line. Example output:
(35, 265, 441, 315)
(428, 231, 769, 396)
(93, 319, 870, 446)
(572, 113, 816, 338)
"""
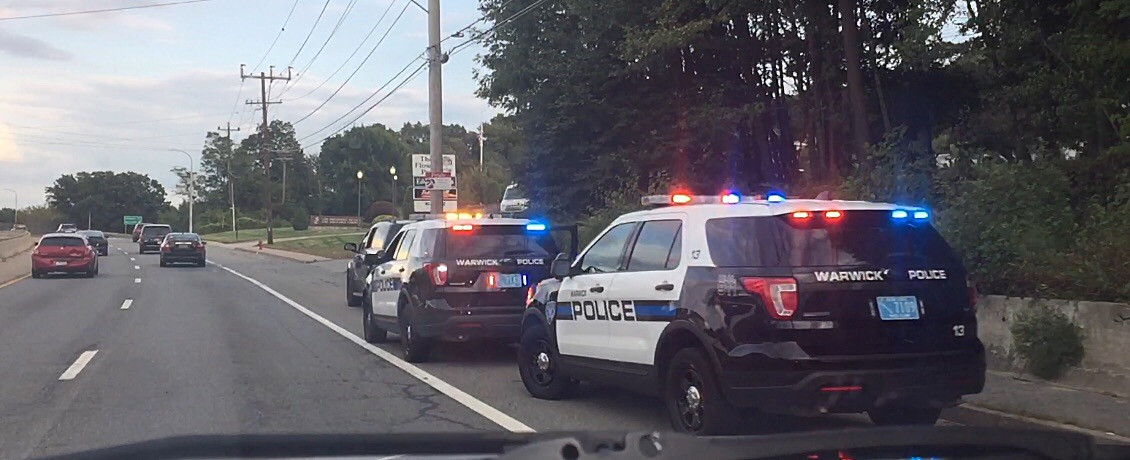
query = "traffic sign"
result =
(123, 215, 142, 226)
(423, 172, 454, 191)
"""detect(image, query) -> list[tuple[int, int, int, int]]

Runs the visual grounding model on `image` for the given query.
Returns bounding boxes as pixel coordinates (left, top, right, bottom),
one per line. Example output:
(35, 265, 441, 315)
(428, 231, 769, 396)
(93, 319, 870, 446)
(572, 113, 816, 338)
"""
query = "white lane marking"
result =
(134, 278, 141, 284)
(211, 261, 535, 433)
(120, 299, 133, 310)
(59, 350, 98, 380)
(134, 265, 140, 270)
(130, 257, 136, 261)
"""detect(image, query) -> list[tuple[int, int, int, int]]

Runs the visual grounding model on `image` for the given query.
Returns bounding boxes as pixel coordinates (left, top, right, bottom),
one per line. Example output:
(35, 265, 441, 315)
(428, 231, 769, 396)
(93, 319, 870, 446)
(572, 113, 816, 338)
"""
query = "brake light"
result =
(740, 277, 798, 320)
(824, 210, 843, 219)
(424, 263, 448, 285)
(670, 193, 692, 204)
(161, 243, 171, 252)
(452, 224, 474, 231)
(791, 211, 811, 219)
(967, 276, 978, 310)
(195, 242, 205, 252)
(526, 286, 535, 305)
(486, 273, 497, 289)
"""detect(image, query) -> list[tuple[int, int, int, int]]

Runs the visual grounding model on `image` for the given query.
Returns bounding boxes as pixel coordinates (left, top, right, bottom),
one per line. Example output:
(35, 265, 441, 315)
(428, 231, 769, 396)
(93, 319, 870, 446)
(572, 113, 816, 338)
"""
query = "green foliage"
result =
(1010, 302, 1085, 380)
(15, 204, 61, 235)
(291, 207, 310, 231)
(318, 124, 411, 216)
(841, 127, 937, 205)
(363, 201, 398, 222)
(46, 171, 167, 231)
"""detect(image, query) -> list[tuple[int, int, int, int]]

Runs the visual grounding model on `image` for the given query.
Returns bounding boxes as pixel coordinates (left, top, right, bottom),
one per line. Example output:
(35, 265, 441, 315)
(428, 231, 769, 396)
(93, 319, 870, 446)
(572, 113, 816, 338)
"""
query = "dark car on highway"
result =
(159, 232, 206, 267)
(78, 230, 109, 256)
(137, 224, 172, 254)
(31, 233, 99, 278)
(343, 220, 408, 306)
(57, 223, 79, 233)
(131, 222, 149, 242)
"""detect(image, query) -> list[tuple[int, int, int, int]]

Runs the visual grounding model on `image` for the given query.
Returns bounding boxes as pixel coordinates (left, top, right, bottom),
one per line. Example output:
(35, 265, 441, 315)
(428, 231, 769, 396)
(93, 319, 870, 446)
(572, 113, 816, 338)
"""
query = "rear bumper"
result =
(161, 252, 205, 262)
(717, 344, 986, 415)
(139, 241, 161, 251)
(32, 257, 94, 273)
(413, 298, 523, 342)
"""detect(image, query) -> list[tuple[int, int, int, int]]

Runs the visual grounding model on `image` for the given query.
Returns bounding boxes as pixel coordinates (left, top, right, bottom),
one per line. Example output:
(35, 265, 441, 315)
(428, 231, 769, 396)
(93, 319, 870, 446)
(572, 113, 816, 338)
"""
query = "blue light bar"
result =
(913, 211, 930, 220)
(765, 192, 786, 203)
(721, 193, 741, 204)
(526, 222, 547, 232)
(891, 210, 909, 219)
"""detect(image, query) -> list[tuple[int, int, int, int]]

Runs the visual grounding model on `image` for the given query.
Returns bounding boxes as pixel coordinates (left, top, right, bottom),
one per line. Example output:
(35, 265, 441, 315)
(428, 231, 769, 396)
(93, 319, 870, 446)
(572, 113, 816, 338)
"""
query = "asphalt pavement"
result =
(0, 238, 1103, 458)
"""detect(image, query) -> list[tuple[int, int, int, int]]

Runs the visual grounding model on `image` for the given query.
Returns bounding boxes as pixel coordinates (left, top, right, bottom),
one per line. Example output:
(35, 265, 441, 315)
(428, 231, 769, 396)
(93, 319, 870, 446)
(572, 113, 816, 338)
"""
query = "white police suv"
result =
(517, 193, 985, 435)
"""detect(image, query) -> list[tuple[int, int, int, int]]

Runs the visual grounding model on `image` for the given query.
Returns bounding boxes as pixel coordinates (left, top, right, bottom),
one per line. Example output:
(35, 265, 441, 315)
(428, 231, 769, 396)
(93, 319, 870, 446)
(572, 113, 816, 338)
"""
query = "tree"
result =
(318, 124, 412, 216)
(45, 171, 168, 231)
(0, 208, 14, 224)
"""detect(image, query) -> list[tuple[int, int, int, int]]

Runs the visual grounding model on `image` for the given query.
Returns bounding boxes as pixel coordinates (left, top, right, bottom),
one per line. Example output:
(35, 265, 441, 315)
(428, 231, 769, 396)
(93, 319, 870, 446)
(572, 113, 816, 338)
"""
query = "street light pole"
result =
(389, 166, 398, 216)
(169, 149, 195, 233)
(1, 188, 16, 227)
(356, 170, 364, 221)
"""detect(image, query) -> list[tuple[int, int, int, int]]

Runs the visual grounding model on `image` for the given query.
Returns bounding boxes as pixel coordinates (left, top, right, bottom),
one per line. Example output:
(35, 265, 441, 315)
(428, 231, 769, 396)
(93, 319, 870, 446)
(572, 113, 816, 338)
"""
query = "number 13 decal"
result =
(952, 325, 965, 337)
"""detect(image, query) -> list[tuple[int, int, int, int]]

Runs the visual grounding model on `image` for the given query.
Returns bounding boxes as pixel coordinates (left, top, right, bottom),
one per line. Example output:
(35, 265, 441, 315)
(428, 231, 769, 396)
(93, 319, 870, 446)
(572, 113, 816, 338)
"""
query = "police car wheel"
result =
(518, 326, 578, 400)
(867, 405, 941, 426)
(400, 313, 432, 363)
(665, 348, 738, 435)
(362, 297, 387, 343)
(346, 275, 362, 307)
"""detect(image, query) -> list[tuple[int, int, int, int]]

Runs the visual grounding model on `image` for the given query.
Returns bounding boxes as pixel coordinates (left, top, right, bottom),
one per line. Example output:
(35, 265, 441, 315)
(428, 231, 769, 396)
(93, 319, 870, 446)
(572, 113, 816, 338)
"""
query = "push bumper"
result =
(717, 343, 986, 415)
(413, 298, 523, 342)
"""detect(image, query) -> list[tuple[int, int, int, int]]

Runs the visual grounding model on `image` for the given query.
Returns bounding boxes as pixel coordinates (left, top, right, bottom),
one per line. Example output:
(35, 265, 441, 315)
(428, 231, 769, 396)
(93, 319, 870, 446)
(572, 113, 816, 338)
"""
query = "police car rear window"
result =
(442, 225, 559, 259)
(705, 211, 961, 267)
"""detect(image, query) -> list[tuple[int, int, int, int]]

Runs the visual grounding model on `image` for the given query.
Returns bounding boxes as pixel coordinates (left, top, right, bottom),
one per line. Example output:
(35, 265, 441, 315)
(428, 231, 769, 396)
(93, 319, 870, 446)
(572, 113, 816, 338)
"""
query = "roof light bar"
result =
(525, 222, 547, 232)
(452, 224, 474, 231)
(913, 210, 930, 220)
(891, 210, 909, 219)
(825, 210, 843, 219)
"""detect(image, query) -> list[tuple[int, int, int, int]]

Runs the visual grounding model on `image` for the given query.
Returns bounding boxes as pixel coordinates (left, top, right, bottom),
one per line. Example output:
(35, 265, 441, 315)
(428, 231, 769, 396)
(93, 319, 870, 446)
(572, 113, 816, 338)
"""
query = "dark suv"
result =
(137, 224, 172, 254)
(78, 230, 109, 256)
(361, 218, 575, 362)
(343, 220, 408, 306)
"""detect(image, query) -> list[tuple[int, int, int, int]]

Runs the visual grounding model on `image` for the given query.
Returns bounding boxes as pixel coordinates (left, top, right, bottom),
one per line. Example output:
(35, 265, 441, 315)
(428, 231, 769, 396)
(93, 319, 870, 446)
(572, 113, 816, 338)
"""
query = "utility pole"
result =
(241, 64, 291, 245)
(277, 157, 292, 205)
(427, 0, 444, 214)
(218, 122, 241, 236)
(479, 122, 485, 169)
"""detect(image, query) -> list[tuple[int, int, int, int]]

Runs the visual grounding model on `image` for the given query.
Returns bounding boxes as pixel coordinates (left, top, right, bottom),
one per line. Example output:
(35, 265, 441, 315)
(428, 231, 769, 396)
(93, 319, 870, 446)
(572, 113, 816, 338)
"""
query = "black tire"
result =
(31, 270, 41, 279)
(84, 266, 96, 278)
(160, 259, 167, 267)
(197, 259, 206, 267)
(518, 325, 578, 399)
(346, 274, 362, 307)
(664, 348, 740, 435)
(868, 405, 942, 426)
(138, 246, 145, 254)
(362, 295, 388, 343)
(399, 303, 432, 363)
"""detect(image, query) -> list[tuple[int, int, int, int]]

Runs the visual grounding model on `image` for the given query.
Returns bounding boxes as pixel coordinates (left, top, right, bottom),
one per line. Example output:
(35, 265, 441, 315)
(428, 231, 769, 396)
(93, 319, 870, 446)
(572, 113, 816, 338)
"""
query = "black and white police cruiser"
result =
(360, 213, 573, 363)
(518, 192, 986, 435)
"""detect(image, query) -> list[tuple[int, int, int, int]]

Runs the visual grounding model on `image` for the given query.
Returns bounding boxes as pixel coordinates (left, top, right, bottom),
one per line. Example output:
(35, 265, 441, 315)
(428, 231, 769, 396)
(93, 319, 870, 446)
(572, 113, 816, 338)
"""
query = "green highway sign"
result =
(123, 215, 142, 226)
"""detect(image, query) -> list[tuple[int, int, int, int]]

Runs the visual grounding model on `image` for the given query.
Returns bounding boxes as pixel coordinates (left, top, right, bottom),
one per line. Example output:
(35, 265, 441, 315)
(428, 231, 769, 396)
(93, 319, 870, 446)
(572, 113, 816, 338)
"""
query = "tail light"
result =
(486, 273, 497, 289)
(161, 243, 171, 252)
(741, 277, 798, 320)
(424, 263, 448, 285)
(194, 242, 205, 252)
(525, 286, 536, 305)
(967, 276, 978, 311)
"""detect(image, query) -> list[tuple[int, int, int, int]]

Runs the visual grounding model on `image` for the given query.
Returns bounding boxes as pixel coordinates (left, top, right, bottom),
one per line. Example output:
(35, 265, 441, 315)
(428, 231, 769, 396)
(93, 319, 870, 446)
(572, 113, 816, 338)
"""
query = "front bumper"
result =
(32, 257, 94, 273)
(413, 298, 524, 342)
(717, 344, 986, 415)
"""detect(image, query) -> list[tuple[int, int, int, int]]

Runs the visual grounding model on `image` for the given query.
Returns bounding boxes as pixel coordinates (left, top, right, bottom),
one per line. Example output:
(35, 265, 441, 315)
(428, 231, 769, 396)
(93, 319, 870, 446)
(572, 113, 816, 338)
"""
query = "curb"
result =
(232, 246, 330, 264)
(960, 403, 1130, 443)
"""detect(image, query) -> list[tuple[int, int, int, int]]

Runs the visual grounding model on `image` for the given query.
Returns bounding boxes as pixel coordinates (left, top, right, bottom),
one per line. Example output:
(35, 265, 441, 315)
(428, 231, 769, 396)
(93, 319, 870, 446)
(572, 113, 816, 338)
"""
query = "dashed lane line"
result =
(211, 261, 535, 433)
(59, 350, 98, 381)
(120, 299, 133, 310)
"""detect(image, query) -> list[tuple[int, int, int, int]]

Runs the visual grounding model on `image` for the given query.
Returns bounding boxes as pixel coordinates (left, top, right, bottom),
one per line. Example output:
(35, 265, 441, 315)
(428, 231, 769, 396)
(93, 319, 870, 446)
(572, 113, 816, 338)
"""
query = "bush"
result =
(364, 201, 398, 221)
(1010, 302, 1085, 380)
(291, 207, 310, 231)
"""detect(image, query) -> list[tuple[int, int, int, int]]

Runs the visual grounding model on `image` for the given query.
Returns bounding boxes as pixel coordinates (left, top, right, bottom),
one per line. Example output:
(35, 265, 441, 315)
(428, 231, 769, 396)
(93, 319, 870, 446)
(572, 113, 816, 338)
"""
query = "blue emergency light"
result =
(891, 210, 909, 219)
(913, 211, 930, 220)
(526, 222, 547, 232)
(765, 191, 786, 203)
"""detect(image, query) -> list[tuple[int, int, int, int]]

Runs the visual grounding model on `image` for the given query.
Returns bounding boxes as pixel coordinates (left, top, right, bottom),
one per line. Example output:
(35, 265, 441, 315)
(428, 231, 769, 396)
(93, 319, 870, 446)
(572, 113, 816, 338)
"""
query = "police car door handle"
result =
(655, 283, 675, 291)
(589, 286, 604, 293)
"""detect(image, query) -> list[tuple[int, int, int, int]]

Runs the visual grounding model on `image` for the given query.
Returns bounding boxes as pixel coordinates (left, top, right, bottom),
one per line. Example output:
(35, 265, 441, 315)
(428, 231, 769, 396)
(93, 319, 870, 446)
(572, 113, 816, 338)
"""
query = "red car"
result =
(31, 233, 100, 278)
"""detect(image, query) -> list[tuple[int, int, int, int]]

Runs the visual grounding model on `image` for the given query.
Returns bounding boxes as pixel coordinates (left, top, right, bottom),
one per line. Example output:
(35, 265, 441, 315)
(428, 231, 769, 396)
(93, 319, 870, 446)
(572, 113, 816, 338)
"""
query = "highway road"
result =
(0, 238, 1064, 458)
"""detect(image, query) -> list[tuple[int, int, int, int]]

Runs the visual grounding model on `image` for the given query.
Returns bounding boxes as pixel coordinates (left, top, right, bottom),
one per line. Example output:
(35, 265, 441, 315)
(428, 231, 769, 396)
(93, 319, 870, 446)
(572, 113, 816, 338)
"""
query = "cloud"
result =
(0, 29, 72, 60)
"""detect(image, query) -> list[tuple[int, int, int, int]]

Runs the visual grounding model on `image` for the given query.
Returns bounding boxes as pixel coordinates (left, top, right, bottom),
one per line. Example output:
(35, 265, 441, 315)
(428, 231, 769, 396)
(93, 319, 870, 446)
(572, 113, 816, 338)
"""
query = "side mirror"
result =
(364, 249, 385, 265)
(343, 242, 359, 252)
(200, 241, 207, 246)
(550, 253, 574, 278)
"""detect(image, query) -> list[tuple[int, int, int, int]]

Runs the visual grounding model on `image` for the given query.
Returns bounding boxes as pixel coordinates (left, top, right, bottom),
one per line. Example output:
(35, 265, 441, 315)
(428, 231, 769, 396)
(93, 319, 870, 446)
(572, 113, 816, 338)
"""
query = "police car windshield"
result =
(443, 225, 557, 259)
(706, 211, 961, 267)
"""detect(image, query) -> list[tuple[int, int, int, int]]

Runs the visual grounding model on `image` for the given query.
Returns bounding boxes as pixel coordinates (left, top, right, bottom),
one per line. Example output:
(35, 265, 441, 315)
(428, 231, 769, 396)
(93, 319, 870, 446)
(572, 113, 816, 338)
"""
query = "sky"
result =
(0, 0, 498, 208)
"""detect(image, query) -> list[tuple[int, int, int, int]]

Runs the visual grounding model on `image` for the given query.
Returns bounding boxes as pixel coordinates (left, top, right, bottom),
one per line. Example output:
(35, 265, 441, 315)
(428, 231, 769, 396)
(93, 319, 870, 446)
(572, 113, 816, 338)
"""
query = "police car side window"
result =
(395, 230, 417, 260)
(626, 220, 682, 271)
(578, 223, 636, 274)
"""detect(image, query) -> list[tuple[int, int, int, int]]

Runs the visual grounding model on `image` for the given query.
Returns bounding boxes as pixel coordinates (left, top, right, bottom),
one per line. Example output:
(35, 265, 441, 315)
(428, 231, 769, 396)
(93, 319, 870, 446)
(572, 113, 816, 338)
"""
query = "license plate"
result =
(497, 273, 524, 288)
(54, 260, 68, 266)
(877, 296, 920, 320)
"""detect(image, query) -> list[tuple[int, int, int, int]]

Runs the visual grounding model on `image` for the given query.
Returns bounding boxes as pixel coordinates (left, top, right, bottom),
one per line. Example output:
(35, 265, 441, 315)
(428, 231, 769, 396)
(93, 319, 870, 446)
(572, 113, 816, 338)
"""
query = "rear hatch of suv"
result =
(706, 210, 977, 358)
(141, 226, 172, 244)
(430, 223, 559, 311)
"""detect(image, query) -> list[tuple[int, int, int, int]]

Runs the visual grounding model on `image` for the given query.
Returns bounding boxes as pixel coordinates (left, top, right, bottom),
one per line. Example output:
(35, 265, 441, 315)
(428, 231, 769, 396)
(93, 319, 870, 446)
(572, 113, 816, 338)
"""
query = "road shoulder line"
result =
(210, 261, 536, 433)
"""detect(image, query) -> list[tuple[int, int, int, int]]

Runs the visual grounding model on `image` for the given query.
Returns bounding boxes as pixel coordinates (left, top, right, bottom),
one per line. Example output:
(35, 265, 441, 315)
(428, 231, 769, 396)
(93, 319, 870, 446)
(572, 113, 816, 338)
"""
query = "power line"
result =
(0, 0, 217, 21)
(449, 0, 549, 57)
(286, 0, 333, 68)
(277, 0, 361, 98)
(299, 60, 427, 147)
(290, 1, 414, 124)
(229, 0, 301, 125)
(284, 0, 401, 102)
